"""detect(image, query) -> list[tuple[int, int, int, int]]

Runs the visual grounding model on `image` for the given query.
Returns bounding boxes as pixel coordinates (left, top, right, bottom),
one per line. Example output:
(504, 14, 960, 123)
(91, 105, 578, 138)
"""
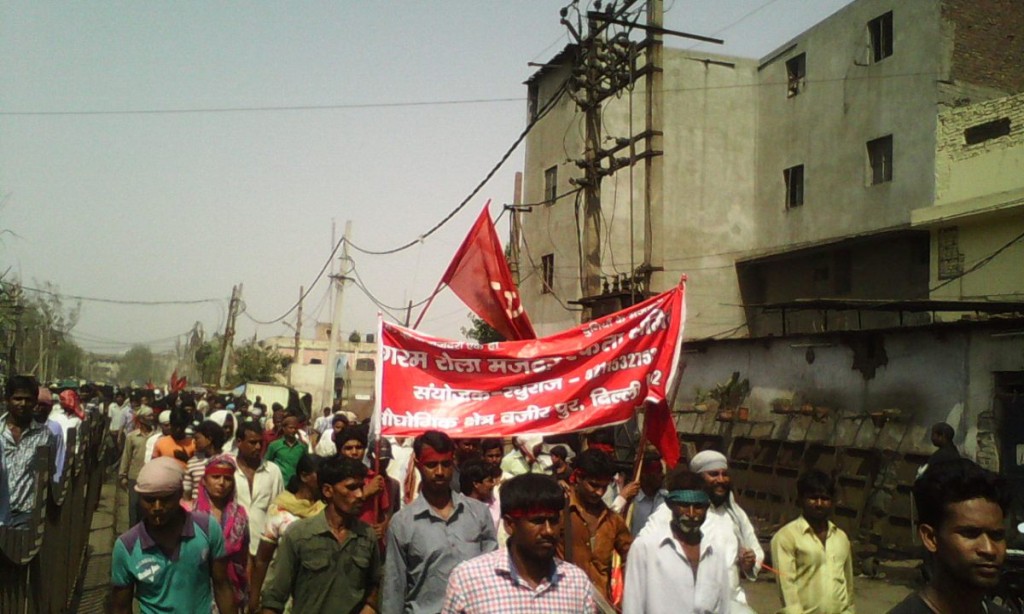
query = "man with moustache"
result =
(771, 470, 854, 614)
(260, 456, 381, 614)
(442, 473, 597, 613)
(382, 430, 497, 614)
(639, 449, 762, 611)
(110, 456, 237, 614)
(623, 467, 733, 614)
(888, 459, 1012, 614)
(0, 375, 54, 527)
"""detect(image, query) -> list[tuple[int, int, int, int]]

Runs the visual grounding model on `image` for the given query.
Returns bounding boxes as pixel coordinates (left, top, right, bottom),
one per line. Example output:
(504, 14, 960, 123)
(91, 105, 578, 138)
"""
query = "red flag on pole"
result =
(643, 399, 681, 468)
(439, 201, 536, 341)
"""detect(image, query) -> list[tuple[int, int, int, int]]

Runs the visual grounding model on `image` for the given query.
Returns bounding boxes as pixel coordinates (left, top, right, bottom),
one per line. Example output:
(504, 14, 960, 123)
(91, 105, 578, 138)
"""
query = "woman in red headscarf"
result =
(195, 454, 250, 612)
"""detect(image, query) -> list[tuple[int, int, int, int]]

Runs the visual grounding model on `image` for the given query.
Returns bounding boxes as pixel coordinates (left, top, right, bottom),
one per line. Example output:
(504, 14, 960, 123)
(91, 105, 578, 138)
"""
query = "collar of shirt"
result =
(654, 521, 715, 563)
(567, 489, 612, 524)
(0, 415, 46, 441)
(137, 511, 197, 561)
(409, 490, 470, 522)
(635, 489, 667, 504)
(498, 548, 563, 591)
(795, 515, 839, 539)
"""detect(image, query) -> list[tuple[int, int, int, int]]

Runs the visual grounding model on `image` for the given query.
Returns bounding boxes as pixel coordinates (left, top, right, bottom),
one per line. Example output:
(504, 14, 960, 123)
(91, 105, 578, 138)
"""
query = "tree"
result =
(194, 338, 224, 385)
(231, 341, 287, 385)
(461, 314, 504, 344)
(120, 345, 162, 385)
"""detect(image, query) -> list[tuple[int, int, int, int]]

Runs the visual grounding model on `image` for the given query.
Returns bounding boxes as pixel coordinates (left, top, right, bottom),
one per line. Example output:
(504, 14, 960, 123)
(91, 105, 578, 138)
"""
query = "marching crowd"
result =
(0, 374, 1016, 613)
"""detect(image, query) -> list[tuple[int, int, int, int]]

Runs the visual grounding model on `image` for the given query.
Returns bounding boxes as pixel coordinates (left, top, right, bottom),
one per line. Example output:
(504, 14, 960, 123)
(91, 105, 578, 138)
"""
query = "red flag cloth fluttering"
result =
(643, 399, 681, 469)
(440, 202, 536, 341)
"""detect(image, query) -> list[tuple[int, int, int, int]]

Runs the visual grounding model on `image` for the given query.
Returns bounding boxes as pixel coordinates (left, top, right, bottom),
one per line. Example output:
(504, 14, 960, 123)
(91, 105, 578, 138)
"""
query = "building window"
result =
(964, 118, 1011, 145)
(833, 250, 852, 296)
(541, 253, 554, 294)
(938, 227, 963, 280)
(544, 165, 558, 204)
(528, 82, 540, 121)
(786, 53, 806, 97)
(355, 358, 375, 372)
(867, 135, 893, 185)
(784, 164, 804, 209)
(868, 11, 893, 62)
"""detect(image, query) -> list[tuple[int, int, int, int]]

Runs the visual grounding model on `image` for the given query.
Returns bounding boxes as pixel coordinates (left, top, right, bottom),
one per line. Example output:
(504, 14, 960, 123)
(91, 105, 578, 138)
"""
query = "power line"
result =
(345, 79, 571, 256)
(241, 236, 347, 325)
(0, 96, 523, 117)
(2, 281, 223, 306)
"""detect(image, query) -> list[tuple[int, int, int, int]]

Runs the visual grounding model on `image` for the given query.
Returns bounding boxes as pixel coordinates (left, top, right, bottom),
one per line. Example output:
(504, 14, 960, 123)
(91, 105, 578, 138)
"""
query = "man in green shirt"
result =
(260, 456, 381, 614)
(264, 412, 305, 485)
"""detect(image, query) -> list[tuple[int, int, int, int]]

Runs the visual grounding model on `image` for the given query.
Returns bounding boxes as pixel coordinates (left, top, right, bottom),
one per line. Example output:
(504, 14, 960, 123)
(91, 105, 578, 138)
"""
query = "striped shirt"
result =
(441, 549, 597, 614)
(0, 415, 54, 513)
(183, 453, 211, 502)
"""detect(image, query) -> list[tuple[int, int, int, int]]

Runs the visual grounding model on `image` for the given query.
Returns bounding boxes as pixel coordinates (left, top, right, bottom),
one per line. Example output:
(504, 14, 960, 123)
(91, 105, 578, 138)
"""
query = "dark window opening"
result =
(786, 53, 806, 97)
(867, 135, 893, 185)
(355, 358, 375, 372)
(541, 253, 554, 294)
(833, 250, 852, 296)
(964, 118, 1011, 145)
(528, 82, 540, 121)
(869, 12, 893, 62)
(784, 164, 805, 209)
(544, 166, 558, 204)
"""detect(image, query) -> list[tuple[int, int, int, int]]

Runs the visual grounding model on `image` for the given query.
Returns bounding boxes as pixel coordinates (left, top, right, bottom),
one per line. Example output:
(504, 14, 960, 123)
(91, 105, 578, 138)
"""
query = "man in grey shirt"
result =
(382, 430, 497, 614)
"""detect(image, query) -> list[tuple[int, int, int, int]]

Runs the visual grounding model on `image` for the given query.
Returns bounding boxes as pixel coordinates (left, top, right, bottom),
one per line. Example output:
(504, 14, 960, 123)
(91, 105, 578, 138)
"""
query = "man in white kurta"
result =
(639, 450, 763, 612)
(624, 468, 732, 614)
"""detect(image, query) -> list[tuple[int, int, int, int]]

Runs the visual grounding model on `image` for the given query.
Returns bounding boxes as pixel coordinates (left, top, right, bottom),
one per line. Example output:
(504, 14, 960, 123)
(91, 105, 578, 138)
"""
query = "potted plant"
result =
(710, 372, 750, 422)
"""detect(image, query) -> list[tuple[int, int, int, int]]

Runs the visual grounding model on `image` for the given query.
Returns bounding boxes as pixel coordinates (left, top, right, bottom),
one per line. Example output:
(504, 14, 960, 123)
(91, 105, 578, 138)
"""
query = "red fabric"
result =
(359, 469, 391, 525)
(169, 370, 188, 393)
(643, 399, 681, 469)
(440, 202, 536, 341)
(59, 390, 84, 420)
(379, 282, 687, 439)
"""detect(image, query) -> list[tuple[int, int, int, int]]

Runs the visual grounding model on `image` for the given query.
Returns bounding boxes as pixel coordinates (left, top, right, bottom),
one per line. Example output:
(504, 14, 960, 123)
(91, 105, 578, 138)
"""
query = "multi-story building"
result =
(520, 0, 1023, 339)
(517, 0, 1024, 544)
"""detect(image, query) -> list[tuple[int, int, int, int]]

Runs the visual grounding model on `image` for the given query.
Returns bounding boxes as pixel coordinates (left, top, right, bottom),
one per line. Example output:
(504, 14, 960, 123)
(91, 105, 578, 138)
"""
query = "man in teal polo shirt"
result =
(110, 456, 237, 614)
(264, 412, 306, 485)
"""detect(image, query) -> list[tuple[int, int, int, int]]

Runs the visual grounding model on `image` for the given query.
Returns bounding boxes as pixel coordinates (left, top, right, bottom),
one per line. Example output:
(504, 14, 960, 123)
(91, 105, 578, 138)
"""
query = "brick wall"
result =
(942, 0, 1024, 94)
(936, 92, 1024, 161)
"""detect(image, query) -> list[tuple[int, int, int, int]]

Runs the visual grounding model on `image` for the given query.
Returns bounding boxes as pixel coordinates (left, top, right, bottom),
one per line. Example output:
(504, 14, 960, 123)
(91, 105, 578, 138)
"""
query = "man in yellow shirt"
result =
(771, 470, 854, 613)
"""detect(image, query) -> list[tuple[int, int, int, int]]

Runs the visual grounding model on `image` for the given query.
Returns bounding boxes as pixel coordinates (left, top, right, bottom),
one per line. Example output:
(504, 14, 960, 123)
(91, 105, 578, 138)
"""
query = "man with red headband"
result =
(382, 430, 497, 614)
(558, 448, 632, 604)
(442, 473, 597, 613)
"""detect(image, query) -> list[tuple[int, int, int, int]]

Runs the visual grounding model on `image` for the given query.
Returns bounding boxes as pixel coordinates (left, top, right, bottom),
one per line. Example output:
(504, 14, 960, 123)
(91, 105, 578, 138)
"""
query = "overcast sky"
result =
(0, 0, 854, 355)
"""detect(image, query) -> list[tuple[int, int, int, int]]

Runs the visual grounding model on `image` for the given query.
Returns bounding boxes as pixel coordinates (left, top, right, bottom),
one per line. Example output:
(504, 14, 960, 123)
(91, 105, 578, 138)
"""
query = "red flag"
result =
(440, 201, 536, 341)
(643, 399, 681, 468)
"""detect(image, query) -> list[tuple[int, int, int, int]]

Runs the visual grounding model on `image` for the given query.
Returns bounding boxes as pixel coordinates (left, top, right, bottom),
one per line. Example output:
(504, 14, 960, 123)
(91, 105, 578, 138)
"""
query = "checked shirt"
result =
(441, 549, 597, 614)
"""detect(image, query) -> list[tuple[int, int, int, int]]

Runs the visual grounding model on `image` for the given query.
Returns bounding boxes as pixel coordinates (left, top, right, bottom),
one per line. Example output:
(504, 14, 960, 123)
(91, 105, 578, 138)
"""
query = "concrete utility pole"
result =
(288, 285, 303, 386)
(643, 0, 663, 277)
(322, 221, 351, 411)
(510, 172, 524, 284)
(218, 284, 242, 388)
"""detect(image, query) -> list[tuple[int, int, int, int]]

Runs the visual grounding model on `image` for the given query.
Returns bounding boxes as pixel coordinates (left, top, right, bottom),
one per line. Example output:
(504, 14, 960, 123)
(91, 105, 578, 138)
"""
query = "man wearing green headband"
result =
(623, 467, 732, 613)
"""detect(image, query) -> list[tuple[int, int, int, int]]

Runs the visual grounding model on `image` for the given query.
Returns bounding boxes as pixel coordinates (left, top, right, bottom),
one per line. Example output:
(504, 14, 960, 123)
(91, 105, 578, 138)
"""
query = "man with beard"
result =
(111, 457, 236, 614)
(1, 375, 54, 527)
(888, 459, 1011, 614)
(260, 456, 381, 614)
(442, 473, 597, 613)
(640, 449, 762, 611)
(623, 467, 733, 614)
(382, 430, 497, 614)
(771, 470, 854, 614)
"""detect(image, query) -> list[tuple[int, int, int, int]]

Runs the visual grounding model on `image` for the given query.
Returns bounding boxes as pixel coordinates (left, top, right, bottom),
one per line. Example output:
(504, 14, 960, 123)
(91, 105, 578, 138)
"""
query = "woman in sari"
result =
(249, 453, 324, 612)
(195, 454, 250, 612)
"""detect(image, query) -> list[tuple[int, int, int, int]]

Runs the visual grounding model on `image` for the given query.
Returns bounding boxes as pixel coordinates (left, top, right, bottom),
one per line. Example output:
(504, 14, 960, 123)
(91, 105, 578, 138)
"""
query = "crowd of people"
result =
(0, 374, 1017, 613)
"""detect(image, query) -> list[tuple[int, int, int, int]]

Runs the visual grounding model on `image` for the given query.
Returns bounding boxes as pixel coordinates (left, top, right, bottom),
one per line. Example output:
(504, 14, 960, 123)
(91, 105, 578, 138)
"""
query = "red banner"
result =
(375, 280, 686, 438)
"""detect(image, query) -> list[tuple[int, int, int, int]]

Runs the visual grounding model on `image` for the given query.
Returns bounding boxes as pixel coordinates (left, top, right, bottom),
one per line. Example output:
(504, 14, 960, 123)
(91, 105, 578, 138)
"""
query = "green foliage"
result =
(194, 338, 223, 385)
(119, 345, 163, 385)
(231, 341, 287, 386)
(6, 281, 85, 382)
(348, 331, 361, 343)
(461, 314, 504, 344)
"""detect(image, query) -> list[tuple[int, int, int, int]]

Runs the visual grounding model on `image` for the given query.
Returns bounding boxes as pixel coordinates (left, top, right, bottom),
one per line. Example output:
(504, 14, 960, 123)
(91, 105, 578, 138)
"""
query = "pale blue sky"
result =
(0, 0, 854, 354)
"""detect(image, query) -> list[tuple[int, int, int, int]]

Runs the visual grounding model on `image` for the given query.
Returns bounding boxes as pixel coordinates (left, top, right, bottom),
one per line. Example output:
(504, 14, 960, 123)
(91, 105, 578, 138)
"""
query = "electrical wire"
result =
(928, 229, 1024, 294)
(241, 236, 348, 324)
(345, 78, 571, 256)
(3, 281, 223, 306)
(0, 96, 523, 117)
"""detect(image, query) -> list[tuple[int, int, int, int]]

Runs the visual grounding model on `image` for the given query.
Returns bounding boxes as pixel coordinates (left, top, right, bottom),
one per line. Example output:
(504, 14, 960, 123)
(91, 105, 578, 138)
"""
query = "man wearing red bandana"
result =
(382, 430, 497, 614)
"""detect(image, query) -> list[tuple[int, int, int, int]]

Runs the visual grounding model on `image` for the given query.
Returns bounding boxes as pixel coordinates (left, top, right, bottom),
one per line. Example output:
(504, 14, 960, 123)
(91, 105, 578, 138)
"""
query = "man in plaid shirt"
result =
(441, 473, 597, 614)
